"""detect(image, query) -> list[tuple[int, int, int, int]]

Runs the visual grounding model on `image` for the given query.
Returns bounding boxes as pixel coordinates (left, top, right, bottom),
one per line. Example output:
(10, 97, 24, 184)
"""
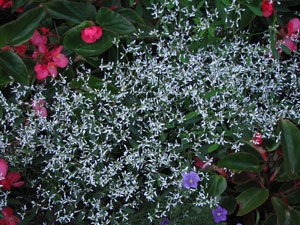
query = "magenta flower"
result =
(0, 208, 21, 225)
(212, 206, 227, 223)
(0, 159, 8, 179)
(0, 159, 24, 191)
(182, 171, 200, 189)
(81, 26, 103, 43)
(288, 18, 300, 35)
(282, 38, 297, 52)
(261, 0, 273, 18)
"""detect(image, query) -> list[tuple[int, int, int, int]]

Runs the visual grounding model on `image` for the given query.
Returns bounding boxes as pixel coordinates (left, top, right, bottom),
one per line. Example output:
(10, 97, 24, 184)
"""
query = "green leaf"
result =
(45, 1, 96, 24)
(0, 51, 29, 85)
(245, 4, 263, 16)
(270, 31, 280, 60)
(205, 88, 224, 99)
(272, 197, 300, 225)
(218, 152, 263, 172)
(207, 143, 220, 153)
(207, 174, 227, 197)
(281, 43, 292, 55)
(287, 190, 300, 204)
(63, 21, 116, 57)
(279, 119, 300, 179)
(114, 8, 144, 24)
(185, 112, 198, 120)
(262, 214, 277, 225)
(12, 0, 27, 12)
(0, 211, 3, 219)
(0, 7, 46, 48)
(232, 171, 255, 184)
(240, 140, 264, 161)
(88, 76, 103, 89)
(220, 195, 237, 215)
(236, 187, 269, 216)
(19, 208, 38, 225)
(0, 68, 12, 87)
(96, 7, 136, 35)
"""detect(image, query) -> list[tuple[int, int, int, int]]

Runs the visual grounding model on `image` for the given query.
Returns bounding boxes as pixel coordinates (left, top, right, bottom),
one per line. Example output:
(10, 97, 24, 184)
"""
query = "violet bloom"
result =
(160, 218, 170, 225)
(212, 206, 227, 223)
(182, 171, 200, 188)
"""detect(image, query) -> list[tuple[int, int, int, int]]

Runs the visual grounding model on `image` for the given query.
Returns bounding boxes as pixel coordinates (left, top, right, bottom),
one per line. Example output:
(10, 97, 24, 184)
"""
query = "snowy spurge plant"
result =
(1, 0, 300, 224)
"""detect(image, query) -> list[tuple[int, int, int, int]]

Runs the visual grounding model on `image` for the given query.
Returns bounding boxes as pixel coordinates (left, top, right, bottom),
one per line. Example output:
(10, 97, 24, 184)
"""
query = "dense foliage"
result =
(0, 0, 300, 224)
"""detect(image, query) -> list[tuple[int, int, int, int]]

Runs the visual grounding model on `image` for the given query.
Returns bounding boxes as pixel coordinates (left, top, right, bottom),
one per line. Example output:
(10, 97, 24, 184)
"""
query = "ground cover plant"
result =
(0, 0, 300, 224)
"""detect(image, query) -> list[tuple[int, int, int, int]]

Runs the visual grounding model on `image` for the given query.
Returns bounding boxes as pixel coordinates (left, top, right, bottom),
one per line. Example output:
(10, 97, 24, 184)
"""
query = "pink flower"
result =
(0, 172, 24, 191)
(30, 30, 47, 46)
(2, 0, 11, 8)
(1, 46, 11, 51)
(81, 26, 103, 43)
(282, 38, 297, 52)
(0, 159, 8, 179)
(288, 18, 300, 35)
(32, 100, 47, 118)
(0, 208, 21, 225)
(50, 45, 69, 68)
(34, 64, 49, 80)
(14, 44, 27, 54)
(262, 0, 273, 17)
(110, 5, 118, 10)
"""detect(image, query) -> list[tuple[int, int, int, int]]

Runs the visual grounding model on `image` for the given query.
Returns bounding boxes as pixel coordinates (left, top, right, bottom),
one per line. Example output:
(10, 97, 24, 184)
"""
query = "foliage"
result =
(0, 0, 300, 224)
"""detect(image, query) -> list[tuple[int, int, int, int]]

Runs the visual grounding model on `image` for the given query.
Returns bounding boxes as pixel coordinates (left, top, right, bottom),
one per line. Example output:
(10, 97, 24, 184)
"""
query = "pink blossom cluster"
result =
(30, 28, 69, 80)
(261, 0, 273, 18)
(0, 0, 23, 12)
(0, 159, 23, 224)
(81, 26, 103, 43)
(277, 18, 300, 54)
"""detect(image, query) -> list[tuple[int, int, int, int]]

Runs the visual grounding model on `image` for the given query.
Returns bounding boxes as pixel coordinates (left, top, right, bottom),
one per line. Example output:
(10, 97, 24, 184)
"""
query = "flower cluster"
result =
(81, 26, 103, 43)
(0, 0, 23, 12)
(262, 0, 273, 18)
(30, 29, 69, 80)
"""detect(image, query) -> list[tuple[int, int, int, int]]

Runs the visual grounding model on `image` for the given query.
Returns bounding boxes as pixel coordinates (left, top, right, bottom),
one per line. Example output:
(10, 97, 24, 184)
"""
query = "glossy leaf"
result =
(220, 195, 236, 215)
(279, 119, 300, 179)
(0, 51, 29, 85)
(114, 8, 144, 24)
(232, 171, 255, 184)
(207, 174, 227, 197)
(287, 190, 300, 204)
(63, 21, 116, 57)
(96, 7, 136, 34)
(236, 187, 269, 216)
(271, 197, 300, 225)
(240, 140, 264, 161)
(0, 7, 45, 48)
(245, 4, 263, 16)
(218, 152, 263, 172)
(45, 1, 96, 24)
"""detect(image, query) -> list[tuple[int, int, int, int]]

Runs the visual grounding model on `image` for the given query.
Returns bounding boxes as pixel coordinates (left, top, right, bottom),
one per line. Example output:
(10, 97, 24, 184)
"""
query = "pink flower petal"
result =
(288, 18, 300, 34)
(6, 172, 21, 183)
(11, 181, 24, 188)
(34, 64, 49, 80)
(0, 159, 8, 179)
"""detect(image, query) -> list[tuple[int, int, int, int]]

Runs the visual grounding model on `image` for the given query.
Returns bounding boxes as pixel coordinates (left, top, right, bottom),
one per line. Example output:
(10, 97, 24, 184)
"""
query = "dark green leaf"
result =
(0, 51, 29, 85)
(185, 112, 198, 120)
(262, 214, 277, 225)
(218, 152, 263, 172)
(232, 171, 255, 184)
(245, 4, 263, 16)
(0, 7, 45, 47)
(220, 195, 236, 215)
(96, 7, 136, 34)
(88, 76, 103, 89)
(45, 1, 96, 24)
(279, 119, 300, 179)
(272, 197, 300, 225)
(19, 208, 38, 225)
(240, 140, 265, 161)
(270, 31, 280, 60)
(207, 174, 227, 196)
(236, 187, 269, 216)
(114, 8, 144, 24)
(63, 21, 116, 57)
(287, 190, 300, 204)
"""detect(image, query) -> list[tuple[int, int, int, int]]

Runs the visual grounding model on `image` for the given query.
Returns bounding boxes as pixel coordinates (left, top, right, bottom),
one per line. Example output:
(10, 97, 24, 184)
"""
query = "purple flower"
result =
(212, 206, 227, 223)
(182, 171, 200, 188)
(160, 218, 170, 225)
(237, 224, 242, 225)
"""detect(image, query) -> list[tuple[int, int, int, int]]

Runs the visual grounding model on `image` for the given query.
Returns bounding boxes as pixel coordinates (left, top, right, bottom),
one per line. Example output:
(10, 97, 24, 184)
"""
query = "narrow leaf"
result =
(246, 4, 263, 16)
